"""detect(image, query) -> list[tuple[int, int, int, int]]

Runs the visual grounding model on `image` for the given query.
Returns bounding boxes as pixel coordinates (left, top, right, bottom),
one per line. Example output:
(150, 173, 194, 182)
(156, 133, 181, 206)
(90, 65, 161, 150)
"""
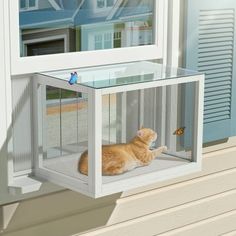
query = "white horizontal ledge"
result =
(8, 176, 42, 194)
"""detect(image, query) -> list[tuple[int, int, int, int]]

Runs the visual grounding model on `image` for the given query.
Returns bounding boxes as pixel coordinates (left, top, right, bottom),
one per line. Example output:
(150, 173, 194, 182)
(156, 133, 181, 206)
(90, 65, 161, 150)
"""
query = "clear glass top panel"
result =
(39, 61, 201, 89)
(19, 0, 155, 57)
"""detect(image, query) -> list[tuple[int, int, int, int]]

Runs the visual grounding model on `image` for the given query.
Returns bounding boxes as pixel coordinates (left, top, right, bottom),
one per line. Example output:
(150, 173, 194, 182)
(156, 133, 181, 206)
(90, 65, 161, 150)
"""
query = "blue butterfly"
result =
(68, 72, 78, 85)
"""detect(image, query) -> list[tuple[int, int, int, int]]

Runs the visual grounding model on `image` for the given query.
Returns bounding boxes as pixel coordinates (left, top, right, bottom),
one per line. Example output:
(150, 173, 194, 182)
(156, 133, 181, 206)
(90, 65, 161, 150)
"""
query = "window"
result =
(97, 0, 115, 9)
(20, 0, 37, 11)
(10, 0, 164, 74)
(18, 0, 154, 56)
(94, 34, 103, 50)
(94, 33, 113, 50)
(114, 31, 121, 48)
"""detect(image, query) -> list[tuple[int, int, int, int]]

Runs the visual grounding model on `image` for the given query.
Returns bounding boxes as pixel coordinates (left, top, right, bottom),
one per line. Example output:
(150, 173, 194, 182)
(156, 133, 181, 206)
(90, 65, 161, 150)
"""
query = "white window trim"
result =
(19, 0, 38, 12)
(10, 0, 165, 75)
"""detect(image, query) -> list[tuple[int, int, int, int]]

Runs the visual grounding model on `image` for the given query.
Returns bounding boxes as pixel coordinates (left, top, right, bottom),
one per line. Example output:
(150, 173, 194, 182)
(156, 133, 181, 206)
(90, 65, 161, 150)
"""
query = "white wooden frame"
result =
(9, 0, 165, 75)
(33, 72, 204, 198)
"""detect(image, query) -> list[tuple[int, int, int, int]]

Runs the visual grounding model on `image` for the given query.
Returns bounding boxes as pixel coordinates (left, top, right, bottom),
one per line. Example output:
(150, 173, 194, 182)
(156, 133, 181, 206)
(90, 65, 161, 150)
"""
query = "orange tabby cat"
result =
(78, 128, 167, 176)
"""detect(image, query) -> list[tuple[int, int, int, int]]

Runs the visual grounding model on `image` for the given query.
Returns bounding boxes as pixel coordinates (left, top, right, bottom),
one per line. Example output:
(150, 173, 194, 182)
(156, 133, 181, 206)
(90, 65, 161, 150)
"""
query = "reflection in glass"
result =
(29, 0, 36, 7)
(45, 86, 88, 160)
(19, 0, 154, 57)
(20, 0, 26, 9)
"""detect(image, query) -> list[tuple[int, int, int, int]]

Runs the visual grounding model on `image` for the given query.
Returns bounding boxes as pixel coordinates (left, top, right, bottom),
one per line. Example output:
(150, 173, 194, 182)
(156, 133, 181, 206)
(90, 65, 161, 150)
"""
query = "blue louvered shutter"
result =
(185, 0, 236, 143)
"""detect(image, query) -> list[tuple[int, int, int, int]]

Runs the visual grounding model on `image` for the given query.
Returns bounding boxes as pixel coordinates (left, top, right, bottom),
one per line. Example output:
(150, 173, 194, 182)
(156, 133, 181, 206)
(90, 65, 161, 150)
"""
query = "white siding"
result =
(1, 148, 236, 236)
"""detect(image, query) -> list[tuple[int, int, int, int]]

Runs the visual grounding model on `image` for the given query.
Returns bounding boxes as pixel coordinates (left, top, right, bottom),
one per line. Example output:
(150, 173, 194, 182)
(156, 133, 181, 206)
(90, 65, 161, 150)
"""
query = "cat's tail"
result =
(78, 151, 88, 175)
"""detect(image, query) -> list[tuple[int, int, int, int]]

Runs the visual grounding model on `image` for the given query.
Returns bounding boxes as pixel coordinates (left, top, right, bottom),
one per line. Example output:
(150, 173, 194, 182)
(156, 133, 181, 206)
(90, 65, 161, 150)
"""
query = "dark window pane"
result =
(20, 0, 26, 9)
(26, 39, 64, 56)
(29, 0, 36, 7)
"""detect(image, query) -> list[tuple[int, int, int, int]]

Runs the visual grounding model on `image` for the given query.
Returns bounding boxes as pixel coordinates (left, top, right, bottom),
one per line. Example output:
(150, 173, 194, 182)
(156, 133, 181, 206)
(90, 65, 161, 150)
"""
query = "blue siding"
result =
(185, 0, 236, 143)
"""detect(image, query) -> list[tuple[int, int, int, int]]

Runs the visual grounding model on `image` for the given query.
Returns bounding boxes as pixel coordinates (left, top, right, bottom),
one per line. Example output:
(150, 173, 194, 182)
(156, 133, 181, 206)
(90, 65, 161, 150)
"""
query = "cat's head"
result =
(136, 128, 157, 146)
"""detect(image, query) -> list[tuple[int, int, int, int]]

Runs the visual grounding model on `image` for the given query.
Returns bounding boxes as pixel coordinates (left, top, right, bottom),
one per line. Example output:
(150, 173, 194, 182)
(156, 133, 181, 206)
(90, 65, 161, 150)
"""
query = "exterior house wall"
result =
(1, 1, 236, 236)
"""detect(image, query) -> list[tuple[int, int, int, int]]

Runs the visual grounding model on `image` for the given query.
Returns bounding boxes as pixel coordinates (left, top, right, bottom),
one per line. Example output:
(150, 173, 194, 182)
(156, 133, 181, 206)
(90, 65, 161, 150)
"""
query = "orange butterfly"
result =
(173, 127, 186, 136)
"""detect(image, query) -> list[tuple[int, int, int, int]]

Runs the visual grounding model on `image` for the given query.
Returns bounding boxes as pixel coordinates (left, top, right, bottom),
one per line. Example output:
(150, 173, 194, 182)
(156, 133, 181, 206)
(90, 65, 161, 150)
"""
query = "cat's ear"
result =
(137, 130, 144, 137)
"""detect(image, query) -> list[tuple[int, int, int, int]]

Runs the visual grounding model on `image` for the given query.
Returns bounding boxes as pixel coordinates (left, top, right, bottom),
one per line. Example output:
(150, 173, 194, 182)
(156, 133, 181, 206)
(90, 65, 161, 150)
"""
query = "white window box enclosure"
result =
(32, 61, 204, 198)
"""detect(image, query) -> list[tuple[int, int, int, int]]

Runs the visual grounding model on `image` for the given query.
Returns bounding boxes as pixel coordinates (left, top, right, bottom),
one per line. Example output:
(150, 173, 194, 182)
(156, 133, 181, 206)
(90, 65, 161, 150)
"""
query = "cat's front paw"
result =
(161, 146, 168, 152)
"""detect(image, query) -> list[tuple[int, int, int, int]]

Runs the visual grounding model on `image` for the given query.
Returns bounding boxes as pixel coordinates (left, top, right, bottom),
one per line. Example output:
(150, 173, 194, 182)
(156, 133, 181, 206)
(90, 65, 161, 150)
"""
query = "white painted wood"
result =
(108, 168, 236, 224)
(121, 92, 127, 142)
(157, 210, 236, 236)
(11, 77, 33, 172)
(88, 90, 102, 196)
(0, 203, 19, 231)
(0, 0, 7, 153)
(75, 189, 236, 236)
(8, 177, 41, 194)
(139, 90, 145, 127)
(102, 163, 200, 196)
(35, 167, 90, 197)
(41, 153, 190, 184)
(0, 0, 8, 197)
(165, 84, 178, 150)
(156, 0, 165, 55)
(122, 146, 236, 197)
(165, 0, 181, 152)
(1, 0, 14, 187)
(155, 87, 166, 146)
(32, 78, 41, 170)
(41, 84, 47, 162)
(193, 76, 204, 163)
(166, 0, 181, 67)
(36, 74, 91, 94)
